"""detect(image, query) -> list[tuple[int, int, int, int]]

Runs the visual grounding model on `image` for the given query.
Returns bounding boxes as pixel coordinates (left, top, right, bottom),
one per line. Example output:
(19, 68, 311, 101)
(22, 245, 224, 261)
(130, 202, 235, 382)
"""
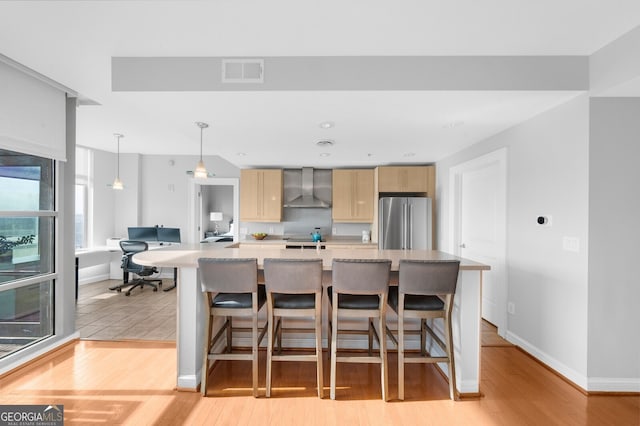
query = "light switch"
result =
(563, 237, 580, 252)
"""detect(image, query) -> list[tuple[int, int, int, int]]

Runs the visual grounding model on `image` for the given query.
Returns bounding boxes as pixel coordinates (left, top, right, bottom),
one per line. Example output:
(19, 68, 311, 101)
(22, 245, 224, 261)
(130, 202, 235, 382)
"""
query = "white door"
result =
(450, 149, 507, 336)
(187, 178, 241, 244)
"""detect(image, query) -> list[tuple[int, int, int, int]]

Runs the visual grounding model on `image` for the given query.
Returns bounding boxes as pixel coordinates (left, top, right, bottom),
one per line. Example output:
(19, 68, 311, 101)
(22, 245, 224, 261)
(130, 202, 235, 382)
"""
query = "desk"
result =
(134, 245, 489, 396)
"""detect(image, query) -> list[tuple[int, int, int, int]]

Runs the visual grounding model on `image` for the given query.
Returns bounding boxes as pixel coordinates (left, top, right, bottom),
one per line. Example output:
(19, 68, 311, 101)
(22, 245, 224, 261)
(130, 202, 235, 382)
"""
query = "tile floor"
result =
(76, 279, 176, 341)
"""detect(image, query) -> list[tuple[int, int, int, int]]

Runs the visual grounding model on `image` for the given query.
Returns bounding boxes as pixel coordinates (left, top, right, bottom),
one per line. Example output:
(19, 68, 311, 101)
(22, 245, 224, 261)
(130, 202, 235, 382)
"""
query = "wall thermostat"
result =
(537, 215, 552, 226)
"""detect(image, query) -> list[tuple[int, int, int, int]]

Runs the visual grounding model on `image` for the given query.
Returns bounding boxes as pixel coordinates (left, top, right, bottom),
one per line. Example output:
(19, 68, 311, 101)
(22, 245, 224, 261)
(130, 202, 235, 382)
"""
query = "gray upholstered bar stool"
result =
(328, 258, 391, 401)
(198, 258, 267, 397)
(263, 258, 324, 398)
(387, 259, 460, 400)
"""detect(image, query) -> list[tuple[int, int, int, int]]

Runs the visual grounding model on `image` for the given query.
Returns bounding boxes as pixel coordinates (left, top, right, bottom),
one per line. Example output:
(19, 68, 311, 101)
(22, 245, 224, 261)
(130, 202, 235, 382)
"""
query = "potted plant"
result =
(0, 235, 35, 263)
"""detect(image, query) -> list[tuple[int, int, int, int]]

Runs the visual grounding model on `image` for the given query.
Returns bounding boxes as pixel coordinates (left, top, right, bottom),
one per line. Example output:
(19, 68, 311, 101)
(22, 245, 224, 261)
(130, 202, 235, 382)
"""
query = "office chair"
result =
(109, 240, 162, 296)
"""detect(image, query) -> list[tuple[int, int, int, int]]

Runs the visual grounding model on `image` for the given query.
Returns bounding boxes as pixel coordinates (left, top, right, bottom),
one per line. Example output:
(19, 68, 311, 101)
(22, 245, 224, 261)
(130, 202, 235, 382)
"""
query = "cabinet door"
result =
(377, 166, 430, 193)
(260, 169, 283, 221)
(240, 169, 283, 222)
(240, 169, 260, 221)
(332, 169, 374, 222)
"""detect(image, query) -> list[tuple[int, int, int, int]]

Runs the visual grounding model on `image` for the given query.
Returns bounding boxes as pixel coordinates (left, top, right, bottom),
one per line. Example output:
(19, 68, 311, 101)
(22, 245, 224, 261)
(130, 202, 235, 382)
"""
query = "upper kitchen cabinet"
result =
(240, 169, 283, 222)
(332, 169, 375, 223)
(376, 165, 435, 195)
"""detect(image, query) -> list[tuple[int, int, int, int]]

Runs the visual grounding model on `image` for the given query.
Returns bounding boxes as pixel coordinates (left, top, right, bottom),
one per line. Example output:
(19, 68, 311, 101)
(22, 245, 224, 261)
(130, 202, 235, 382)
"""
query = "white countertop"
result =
(133, 244, 490, 271)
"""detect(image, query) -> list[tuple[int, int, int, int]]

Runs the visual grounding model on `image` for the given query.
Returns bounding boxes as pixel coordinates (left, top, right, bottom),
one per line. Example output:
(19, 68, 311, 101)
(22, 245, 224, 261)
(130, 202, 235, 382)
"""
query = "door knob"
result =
(459, 243, 466, 248)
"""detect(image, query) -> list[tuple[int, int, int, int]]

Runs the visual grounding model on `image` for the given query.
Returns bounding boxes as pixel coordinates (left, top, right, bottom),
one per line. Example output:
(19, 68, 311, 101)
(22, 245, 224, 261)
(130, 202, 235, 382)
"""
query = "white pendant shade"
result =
(194, 122, 209, 178)
(113, 133, 124, 190)
(194, 160, 208, 179)
(112, 177, 124, 190)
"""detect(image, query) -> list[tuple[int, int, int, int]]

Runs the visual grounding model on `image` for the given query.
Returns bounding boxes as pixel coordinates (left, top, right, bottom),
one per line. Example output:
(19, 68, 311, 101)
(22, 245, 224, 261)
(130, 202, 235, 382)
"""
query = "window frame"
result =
(0, 149, 58, 359)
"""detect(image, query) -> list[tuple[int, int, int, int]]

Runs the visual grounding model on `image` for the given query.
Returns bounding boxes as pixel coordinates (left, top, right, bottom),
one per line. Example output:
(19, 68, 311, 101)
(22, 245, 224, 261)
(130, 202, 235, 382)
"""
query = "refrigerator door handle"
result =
(408, 203, 413, 249)
(402, 202, 407, 249)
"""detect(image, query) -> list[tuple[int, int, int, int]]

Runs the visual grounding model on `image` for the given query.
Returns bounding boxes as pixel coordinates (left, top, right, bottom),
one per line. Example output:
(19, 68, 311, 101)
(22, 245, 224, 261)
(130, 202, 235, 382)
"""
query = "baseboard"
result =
(587, 377, 640, 393)
(177, 373, 199, 391)
(505, 330, 588, 390)
(505, 330, 640, 393)
(0, 332, 80, 377)
(78, 273, 110, 285)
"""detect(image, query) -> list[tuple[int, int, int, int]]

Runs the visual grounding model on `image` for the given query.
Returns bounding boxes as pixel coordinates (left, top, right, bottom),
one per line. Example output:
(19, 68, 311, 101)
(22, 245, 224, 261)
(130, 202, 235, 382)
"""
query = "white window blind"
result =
(0, 59, 67, 161)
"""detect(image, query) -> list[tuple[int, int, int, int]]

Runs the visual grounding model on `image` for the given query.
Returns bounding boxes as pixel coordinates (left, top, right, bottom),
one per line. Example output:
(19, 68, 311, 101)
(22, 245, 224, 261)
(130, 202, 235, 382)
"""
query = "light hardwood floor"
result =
(1, 337, 638, 425)
(5, 281, 631, 424)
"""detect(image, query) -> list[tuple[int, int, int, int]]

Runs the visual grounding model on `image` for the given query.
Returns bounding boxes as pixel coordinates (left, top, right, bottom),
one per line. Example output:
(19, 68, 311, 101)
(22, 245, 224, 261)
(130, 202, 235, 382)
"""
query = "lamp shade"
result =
(112, 177, 124, 190)
(210, 212, 223, 221)
(194, 160, 208, 179)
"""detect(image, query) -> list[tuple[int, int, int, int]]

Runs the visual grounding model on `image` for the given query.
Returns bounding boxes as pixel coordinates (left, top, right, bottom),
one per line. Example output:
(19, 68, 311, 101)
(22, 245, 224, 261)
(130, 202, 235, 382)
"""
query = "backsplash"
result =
(240, 207, 371, 239)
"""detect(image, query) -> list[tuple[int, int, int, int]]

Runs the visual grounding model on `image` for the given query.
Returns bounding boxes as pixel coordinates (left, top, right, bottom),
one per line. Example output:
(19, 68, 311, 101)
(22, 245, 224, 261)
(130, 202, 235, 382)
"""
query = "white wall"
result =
(89, 152, 240, 245)
(588, 98, 640, 389)
(590, 26, 640, 96)
(91, 148, 116, 244)
(139, 155, 240, 240)
(437, 94, 591, 387)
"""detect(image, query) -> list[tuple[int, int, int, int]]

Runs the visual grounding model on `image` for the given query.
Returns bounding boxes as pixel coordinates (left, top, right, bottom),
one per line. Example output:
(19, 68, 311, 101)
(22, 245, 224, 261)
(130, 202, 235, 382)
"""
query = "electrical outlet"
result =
(507, 302, 515, 315)
(269, 227, 274, 234)
(332, 227, 337, 235)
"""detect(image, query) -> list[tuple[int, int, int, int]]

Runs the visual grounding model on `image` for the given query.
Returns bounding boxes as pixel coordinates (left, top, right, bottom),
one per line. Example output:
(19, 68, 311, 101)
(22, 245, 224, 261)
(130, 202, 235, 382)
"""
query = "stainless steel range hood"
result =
(283, 167, 332, 208)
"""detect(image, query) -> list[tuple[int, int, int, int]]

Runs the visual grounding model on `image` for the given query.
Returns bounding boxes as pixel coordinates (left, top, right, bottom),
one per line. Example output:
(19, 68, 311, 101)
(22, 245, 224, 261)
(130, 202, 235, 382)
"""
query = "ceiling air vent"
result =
(222, 59, 264, 83)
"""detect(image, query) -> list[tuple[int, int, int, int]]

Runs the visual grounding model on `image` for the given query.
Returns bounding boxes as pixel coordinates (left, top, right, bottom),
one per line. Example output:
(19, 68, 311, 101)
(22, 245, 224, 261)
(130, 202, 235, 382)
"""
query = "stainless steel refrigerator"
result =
(378, 197, 432, 250)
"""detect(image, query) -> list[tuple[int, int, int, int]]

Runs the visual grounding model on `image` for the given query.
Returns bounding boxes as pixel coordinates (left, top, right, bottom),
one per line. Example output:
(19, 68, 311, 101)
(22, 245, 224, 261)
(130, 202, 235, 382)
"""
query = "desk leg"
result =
(75, 257, 79, 301)
(176, 267, 205, 390)
(163, 267, 178, 292)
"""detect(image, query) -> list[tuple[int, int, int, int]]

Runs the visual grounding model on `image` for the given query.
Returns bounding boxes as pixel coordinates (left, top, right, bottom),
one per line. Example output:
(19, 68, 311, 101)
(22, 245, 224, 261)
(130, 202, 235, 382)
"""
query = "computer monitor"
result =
(157, 227, 181, 243)
(127, 227, 158, 242)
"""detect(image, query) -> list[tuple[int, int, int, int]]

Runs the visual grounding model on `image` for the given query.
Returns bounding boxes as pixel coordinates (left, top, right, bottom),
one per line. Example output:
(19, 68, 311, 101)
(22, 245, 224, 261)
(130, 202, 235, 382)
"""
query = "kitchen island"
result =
(134, 245, 489, 396)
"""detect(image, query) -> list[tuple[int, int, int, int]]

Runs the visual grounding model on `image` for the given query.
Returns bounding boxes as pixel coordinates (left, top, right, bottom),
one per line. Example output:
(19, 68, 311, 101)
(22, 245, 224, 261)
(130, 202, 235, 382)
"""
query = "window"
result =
(75, 146, 90, 249)
(0, 148, 55, 359)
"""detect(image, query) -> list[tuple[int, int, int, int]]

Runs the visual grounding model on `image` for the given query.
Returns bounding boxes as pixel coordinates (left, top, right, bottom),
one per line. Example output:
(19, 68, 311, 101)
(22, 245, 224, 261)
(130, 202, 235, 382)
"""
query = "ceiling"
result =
(1, 1, 639, 168)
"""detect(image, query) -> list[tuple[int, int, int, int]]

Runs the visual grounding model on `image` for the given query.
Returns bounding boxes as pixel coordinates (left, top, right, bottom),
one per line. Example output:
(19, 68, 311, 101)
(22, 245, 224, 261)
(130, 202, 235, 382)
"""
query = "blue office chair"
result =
(109, 240, 162, 296)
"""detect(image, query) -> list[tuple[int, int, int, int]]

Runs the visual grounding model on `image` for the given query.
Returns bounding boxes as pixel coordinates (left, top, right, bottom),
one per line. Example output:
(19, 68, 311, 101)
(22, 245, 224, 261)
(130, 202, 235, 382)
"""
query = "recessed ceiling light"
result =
(236, 152, 246, 156)
(316, 139, 334, 147)
(319, 121, 334, 129)
(319, 153, 331, 157)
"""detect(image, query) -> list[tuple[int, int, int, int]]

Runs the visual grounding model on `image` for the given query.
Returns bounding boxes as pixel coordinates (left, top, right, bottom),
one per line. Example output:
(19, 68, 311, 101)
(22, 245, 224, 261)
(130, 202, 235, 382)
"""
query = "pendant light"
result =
(112, 133, 124, 190)
(194, 122, 209, 179)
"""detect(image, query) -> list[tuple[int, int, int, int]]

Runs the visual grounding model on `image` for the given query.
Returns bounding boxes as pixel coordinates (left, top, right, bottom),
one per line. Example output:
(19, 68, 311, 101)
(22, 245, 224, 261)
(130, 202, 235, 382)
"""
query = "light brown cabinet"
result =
(332, 169, 375, 223)
(240, 169, 283, 222)
(377, 165, 434, 195)
(373, 165, 437, 248)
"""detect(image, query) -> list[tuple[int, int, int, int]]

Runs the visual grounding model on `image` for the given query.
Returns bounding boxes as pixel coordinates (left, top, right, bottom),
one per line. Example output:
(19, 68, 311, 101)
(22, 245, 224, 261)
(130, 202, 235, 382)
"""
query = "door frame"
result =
(187, 177, 239, 244)
(448, 147, 507, 336)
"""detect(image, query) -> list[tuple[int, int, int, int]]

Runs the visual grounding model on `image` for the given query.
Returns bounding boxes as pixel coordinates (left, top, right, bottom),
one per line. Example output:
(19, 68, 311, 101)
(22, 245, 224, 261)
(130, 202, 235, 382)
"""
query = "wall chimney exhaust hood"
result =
(283, 167, 331, 208)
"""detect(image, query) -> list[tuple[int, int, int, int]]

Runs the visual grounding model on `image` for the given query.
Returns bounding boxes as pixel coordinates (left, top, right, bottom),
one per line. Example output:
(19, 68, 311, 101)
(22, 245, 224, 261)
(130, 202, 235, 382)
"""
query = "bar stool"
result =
(198, 258, 267, 397)
(328, 258, 391, 401)
(263, 258, 324, 398)
(387, 259, 460, 400)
